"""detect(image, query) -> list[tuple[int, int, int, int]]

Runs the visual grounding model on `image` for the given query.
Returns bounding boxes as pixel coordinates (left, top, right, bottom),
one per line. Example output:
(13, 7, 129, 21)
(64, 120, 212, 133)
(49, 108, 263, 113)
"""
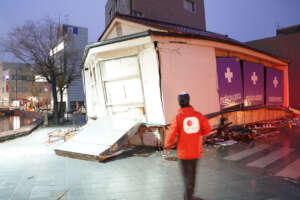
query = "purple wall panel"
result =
(243, 62, 264, 106)
(266, 68, 283, 105)
(216, 58, 243, 109)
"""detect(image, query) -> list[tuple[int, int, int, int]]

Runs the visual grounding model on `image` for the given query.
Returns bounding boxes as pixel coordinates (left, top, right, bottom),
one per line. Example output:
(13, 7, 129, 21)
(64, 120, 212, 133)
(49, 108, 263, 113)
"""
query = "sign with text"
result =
(243, 62, 264, 106)
(266, 68, 283, 105)
(5, 76, 9, 92)
(217, 57, 243, 109)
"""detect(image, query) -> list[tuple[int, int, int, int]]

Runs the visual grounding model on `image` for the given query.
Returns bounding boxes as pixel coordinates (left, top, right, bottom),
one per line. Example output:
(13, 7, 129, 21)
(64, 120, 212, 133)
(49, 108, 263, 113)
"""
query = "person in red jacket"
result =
(164, 92, 211, 200)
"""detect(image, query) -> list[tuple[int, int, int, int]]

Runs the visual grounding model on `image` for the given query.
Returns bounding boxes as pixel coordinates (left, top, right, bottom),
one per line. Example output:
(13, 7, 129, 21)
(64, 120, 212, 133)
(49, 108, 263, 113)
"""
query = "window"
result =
(184, 0, 196, 13)
(101, 57, 145, 119)
(109, 8, 113, 19)
(132, 10, 143, 17)
(102, 58, 139, 81)
(116, 23, 122, 37)
(115, 0, 119, 8)
(104, 79, 144, 105)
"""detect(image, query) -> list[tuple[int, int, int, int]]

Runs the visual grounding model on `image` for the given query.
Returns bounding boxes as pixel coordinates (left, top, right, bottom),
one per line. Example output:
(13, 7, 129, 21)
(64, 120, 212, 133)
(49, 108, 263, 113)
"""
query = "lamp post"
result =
(15, 69, 18, 100)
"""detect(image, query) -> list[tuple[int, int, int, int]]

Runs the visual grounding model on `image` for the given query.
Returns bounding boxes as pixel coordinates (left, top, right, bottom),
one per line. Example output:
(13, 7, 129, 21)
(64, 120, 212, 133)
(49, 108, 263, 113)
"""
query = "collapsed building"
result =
(55, 14, 291, 161)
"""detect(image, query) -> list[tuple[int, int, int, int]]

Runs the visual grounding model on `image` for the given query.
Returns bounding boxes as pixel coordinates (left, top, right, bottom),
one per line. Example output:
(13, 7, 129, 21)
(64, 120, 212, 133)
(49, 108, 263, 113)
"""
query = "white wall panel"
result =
(139, 47, 165, 124)
(158, 42, 220, 123)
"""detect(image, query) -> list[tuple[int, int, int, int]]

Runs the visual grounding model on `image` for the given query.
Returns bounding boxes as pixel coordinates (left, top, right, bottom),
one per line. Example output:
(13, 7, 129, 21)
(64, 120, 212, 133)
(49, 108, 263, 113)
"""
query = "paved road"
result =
(0, 125, 300, 200)
(222, 127, 300, 181)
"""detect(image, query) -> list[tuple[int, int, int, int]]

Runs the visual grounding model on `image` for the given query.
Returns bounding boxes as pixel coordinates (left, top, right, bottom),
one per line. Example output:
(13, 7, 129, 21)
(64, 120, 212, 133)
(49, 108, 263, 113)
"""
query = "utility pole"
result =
(15, 68, 17, 100)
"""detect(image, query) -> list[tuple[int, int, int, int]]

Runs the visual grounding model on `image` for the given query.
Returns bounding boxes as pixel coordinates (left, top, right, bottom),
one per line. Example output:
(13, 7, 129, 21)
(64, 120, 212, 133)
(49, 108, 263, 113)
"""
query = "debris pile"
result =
(48, 128, 79, 143)
(205, 116, 300, 147)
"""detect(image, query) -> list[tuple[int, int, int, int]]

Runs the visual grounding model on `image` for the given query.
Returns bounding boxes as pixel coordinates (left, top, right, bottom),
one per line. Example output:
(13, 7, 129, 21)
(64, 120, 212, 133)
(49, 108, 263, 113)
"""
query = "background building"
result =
(105, 0, 206, 31)
(247, 24, 300, 110)
(55, 24, 88, 112)
(0, 62, 51, 109)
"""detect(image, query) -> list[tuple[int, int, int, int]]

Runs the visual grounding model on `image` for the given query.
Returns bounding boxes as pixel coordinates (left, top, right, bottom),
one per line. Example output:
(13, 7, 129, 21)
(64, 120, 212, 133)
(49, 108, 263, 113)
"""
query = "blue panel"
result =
(63, 25, 68, 35)
(73, 27, 78, 35)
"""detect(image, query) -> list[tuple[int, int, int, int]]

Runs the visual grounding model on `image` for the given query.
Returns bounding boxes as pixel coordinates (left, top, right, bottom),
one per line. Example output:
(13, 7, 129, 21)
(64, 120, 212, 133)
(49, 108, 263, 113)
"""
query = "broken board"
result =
(54, 117, 142, 161)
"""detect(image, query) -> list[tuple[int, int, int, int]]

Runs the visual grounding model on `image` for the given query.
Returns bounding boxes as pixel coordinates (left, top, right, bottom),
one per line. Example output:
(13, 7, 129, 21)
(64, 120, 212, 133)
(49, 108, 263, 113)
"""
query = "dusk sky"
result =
(0, 0, 299, 61)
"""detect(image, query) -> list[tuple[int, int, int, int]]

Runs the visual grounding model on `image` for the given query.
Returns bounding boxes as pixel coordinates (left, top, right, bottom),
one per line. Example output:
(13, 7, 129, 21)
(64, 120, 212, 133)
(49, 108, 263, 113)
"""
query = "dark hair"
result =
(178, 93, 190, 108)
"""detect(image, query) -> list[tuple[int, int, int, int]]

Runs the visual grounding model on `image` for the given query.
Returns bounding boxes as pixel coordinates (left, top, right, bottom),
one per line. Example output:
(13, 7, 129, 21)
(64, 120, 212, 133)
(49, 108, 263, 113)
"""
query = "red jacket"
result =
(164, 107, 211, 160)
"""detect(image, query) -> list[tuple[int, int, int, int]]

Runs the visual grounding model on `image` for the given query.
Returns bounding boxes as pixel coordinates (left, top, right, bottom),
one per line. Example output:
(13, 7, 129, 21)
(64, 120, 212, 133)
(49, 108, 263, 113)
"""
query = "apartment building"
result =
(105, 0, 206, 31)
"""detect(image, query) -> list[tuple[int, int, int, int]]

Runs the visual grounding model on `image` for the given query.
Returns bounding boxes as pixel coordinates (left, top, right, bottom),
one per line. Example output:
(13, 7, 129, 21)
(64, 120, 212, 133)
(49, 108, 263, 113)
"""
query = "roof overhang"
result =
(149, 31, 288, 66)
(99, 17, 163, 41)
(83, 31, 152, 66)
(83, 30, 288, 67)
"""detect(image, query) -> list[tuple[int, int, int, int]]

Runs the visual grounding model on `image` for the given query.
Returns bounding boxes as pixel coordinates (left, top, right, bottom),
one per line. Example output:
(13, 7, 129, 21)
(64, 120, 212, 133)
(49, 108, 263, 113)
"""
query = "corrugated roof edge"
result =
(82, 30, 288, 67)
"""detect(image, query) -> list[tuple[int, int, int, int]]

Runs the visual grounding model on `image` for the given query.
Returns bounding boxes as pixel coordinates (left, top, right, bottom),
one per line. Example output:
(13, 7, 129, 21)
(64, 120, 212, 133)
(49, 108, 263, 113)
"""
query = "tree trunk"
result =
(59, 87, 64, 121)
(51, 81, 59, 124)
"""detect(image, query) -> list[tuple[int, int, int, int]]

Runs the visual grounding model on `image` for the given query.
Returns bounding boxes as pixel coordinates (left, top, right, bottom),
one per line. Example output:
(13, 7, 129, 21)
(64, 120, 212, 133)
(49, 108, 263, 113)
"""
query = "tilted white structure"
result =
(82, 14, 289, 126)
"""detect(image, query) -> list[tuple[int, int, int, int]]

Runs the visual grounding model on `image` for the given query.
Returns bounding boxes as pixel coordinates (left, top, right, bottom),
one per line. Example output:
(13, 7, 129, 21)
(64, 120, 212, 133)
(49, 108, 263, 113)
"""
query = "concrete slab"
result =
(54, 117, 142, 161)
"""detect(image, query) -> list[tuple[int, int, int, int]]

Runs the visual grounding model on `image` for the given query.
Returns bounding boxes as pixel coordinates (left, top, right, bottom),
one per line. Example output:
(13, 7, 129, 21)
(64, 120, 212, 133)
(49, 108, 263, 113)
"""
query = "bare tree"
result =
(0, 18, 80, 123)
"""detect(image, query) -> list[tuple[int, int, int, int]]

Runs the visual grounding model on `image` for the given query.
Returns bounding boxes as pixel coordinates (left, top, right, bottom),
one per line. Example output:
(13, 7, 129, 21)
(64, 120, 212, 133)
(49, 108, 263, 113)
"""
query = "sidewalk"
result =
(0, 125, 300, 200)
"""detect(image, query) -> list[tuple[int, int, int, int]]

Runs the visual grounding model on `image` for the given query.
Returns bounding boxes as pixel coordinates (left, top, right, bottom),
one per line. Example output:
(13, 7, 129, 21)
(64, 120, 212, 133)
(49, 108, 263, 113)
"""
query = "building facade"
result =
(0, 62, 51, 109)
(55, 24, 88, 112)
(247, 25, 300, 110)
(105, 0, 206, 31)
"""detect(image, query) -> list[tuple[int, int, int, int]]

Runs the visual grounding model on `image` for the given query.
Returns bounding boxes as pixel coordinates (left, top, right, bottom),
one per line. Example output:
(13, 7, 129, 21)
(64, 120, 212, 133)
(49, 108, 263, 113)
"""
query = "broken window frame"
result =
(99, 55, 147, 120)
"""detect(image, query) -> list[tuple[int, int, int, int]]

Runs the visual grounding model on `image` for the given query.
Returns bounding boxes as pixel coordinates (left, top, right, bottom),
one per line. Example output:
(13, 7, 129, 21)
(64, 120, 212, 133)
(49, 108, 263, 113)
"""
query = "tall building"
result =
(55, 24, 88, 112)
(246, 24, 300, 110)
(105, 0, 206, 30)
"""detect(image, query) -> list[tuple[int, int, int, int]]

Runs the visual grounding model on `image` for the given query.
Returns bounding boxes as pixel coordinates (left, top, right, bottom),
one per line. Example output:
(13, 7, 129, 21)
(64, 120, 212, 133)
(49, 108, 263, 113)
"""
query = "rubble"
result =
(205, 116, 300, 147)
(48, 128, 78, 143)
(54, 115, 300, 162)
(215, 140, 238, 146)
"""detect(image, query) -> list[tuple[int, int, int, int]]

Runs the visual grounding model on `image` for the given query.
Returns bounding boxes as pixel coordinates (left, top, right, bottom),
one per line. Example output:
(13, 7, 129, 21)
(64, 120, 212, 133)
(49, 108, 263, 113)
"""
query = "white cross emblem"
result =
(225, 67, 233, 83)
(251, 72, 258, 85)
(273, 76, 279, 88)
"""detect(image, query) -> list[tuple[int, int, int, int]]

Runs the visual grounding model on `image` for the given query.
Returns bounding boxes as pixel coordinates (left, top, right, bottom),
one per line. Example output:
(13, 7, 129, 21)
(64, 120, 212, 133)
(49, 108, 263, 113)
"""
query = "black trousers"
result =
(179, 159, 199, 200)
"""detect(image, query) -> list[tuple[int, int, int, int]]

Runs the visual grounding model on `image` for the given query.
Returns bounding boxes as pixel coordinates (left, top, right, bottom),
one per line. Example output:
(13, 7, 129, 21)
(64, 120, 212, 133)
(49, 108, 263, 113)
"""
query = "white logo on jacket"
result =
(183, 117, 200, 134)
